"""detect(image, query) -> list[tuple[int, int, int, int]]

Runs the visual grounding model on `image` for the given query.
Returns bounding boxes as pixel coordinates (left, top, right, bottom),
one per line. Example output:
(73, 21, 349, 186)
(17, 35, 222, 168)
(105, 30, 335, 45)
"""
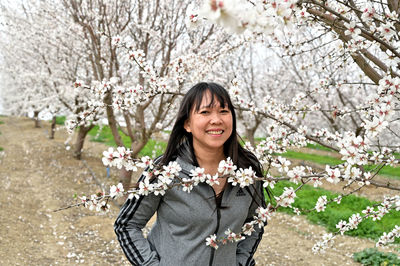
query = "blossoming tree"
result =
(0, 1, 104, 155)
(70, 0, 400, 253)
(3, 0, 399, 256)
(62, 0, 246, 188)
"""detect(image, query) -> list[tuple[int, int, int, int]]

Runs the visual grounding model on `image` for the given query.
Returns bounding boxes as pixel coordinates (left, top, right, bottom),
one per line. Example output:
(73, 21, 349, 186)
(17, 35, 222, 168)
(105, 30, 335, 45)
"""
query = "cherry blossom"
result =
(181, 178, 194, 193)
(102, 148, 115, 167)
(376, 225, 400, 247)
(190, 167, 207, 185)
(361, 5, 376, 22)
(325, 166, 341, 184)
(275, 187, 296, 208)
(206, 174, 220, 186)
(312, 233, 334, 254)
(234, 167, 255, 188)
(109, 183, 124, 199)
(224, 229, 244, 242)
(205, 234, 219, 249)
(242, 222, 256, 236)
(344, 21, 361, 39)
(199, 0, 244, 33)
(138, 177, 154, 196)
(377, 22, 396, 41)
(287, 166, 306, 184)
(218, 157, 237, 176)
(256, 205, 272, 222)
(315, 196, 328, 212)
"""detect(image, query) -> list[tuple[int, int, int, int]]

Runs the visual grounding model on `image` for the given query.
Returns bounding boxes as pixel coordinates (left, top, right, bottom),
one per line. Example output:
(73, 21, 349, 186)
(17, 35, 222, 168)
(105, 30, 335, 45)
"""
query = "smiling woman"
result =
(114, 82, 267, 266)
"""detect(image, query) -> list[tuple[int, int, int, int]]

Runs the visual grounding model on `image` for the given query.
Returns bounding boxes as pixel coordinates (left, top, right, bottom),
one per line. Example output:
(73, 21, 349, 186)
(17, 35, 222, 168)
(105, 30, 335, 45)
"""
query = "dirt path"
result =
(0, 116, 398, 265)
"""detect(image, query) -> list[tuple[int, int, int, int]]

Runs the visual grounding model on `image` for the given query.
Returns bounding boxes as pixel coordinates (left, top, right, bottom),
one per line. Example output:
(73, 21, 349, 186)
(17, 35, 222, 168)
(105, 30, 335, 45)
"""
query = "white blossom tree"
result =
(72, 0, 400, 252)
(62, 0, 243, 188)
(0, 0, 105, 156)
(2, 0, 400, 255)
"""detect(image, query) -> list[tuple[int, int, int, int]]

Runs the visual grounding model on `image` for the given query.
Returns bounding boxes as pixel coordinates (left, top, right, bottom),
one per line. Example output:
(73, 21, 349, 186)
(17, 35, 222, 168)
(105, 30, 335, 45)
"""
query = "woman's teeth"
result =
(207, 130, 223, 134)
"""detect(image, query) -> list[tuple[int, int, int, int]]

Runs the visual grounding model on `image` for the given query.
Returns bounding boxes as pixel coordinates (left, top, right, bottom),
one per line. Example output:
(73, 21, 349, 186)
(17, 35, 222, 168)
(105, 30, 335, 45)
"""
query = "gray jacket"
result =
(114, 156, 266, 266)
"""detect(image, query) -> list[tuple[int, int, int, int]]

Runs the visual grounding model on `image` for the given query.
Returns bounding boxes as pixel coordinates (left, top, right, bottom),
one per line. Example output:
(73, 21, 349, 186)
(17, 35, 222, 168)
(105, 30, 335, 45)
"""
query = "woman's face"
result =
(184, 90, 233, 154)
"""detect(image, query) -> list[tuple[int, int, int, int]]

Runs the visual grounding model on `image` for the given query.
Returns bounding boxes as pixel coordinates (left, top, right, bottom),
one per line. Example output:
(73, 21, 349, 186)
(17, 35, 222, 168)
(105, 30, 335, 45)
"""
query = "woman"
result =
(115, 82, 266, 266)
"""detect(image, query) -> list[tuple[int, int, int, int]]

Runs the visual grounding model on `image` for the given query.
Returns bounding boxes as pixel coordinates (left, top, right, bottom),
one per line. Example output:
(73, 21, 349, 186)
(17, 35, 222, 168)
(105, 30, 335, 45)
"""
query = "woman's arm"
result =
(114, 174, 161, 266)
(236, 181, 267, 266)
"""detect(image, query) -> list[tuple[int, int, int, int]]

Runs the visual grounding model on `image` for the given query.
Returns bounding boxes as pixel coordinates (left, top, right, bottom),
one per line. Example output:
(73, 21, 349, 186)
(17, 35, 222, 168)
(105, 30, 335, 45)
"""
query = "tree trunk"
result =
(49, 116, 56, 139)
(245, 127, 256, 147)
(33, 111, 40, 128)
(73, 124, 94, 160)
(120, 167, 133, 191)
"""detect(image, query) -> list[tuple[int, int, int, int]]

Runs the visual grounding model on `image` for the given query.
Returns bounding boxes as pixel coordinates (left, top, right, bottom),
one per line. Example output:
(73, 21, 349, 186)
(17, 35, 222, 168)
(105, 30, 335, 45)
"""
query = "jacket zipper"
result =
(209, 189, 221, 266)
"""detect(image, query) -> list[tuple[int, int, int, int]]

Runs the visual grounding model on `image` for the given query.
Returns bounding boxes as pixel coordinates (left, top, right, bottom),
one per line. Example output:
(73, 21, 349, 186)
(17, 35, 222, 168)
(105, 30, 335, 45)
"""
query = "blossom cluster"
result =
(198, 0, 299, 34)
(206, 204, 273, 249)
(64, 46, 192, 132)
(376, 225, 400, 247)
(312, 233, 335, 254)
(80, 193, 110, 212)
(102, 147, 143, 171)
(80, 155, 312, 248)
(274, 187, 296, 208)
(337, 133, 369, 166)
(206, 228, 245, 249)
(77, 148, 400, 251)
(312, 196, 400, 252)
(363, 76, 399, 138)
(315, 195, 327, 212)
(286, 165, 323, 188)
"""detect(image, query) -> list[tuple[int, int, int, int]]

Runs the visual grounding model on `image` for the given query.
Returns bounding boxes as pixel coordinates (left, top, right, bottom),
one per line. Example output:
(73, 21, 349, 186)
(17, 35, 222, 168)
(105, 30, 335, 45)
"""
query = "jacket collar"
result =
(176, 155, 196, 175)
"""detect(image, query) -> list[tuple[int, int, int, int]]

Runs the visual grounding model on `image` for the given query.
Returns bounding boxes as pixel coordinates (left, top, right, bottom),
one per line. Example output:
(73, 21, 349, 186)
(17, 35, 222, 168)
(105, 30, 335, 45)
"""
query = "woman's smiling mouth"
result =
(206, 130, 224, 135)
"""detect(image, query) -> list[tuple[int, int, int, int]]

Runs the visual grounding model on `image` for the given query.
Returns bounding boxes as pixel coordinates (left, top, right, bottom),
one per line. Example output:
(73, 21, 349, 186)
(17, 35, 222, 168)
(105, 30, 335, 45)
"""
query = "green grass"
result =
(55, 116, 66, 125)
(88, 125, 131, 147)
(267, 181, 400, 242)
(282, 150, 343, 165)
(138, 139, 167, 157)
(306, 143, 335, 152)
(46, 116, 66, 125)
(0, 147, 3, 151)
(88, 125, 167, 157)
(282, 150, 400, 180)
(253, 138, 334, 152)
(0, 120, 4, 125)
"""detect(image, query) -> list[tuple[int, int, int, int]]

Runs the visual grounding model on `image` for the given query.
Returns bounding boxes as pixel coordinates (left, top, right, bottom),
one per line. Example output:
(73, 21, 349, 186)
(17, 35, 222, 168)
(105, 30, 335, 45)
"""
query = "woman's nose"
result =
(210, 113, 222, 124)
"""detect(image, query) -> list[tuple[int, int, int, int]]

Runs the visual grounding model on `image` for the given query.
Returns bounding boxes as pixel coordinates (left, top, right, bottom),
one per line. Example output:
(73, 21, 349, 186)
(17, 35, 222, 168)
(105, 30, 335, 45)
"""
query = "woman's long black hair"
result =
(160, 82, 263, 178)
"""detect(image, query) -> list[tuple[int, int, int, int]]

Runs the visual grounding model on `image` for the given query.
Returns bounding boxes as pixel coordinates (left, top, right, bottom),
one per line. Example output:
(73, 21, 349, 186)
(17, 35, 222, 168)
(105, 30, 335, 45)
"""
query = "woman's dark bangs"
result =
(192, 88, 206, 112)
(193, 86, 229, 112)
(213, 91, 228, 109)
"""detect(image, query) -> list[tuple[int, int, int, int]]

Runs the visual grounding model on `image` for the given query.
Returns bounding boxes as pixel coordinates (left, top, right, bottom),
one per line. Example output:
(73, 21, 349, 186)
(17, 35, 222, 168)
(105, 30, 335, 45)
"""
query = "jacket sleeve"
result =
(236, 181, 267, 266)
(114, 174, 161, 266)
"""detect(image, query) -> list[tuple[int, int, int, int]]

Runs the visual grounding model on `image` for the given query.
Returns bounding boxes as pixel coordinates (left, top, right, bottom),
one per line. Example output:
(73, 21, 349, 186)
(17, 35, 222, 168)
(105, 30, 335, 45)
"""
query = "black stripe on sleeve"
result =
(115, 196, 144, 264)
(115, 155, 164, 265)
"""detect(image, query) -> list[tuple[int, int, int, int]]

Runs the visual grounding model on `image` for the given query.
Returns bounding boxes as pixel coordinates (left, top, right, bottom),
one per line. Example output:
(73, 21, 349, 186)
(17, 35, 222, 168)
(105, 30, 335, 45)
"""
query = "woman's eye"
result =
(221, 109, 230, 113)
(200, 110, 209, 114)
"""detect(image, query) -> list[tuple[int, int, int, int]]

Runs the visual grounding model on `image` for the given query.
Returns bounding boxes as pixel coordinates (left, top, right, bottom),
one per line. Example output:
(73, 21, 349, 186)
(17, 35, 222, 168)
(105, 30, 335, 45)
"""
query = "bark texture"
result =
(73, 124, 94, 160)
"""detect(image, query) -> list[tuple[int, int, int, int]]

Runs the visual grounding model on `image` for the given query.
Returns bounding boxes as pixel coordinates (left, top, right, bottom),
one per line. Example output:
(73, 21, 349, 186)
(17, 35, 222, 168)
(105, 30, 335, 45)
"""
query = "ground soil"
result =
(0, 116, 398, 265)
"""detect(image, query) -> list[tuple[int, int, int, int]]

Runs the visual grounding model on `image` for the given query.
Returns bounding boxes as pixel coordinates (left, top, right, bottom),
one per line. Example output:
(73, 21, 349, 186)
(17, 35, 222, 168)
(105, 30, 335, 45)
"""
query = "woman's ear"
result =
(184, 119, 191, 133)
